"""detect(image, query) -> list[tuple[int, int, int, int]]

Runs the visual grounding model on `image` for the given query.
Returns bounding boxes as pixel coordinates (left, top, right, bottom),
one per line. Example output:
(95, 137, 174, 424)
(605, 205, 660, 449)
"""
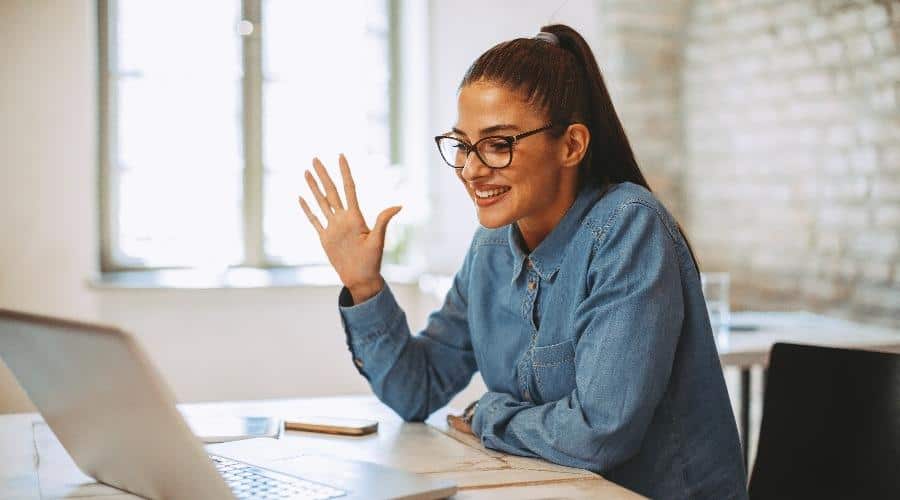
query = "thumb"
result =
(372, 205, 402, 242)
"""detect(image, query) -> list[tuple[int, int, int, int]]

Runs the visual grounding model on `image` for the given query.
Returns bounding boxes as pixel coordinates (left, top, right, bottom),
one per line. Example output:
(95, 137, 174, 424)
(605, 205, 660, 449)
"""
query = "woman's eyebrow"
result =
(451, 124, 521, 137)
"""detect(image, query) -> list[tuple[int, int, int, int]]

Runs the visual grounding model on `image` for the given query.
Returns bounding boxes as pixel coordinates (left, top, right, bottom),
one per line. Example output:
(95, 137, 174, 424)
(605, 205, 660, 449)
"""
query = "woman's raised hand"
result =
(297, 154, 402, 304)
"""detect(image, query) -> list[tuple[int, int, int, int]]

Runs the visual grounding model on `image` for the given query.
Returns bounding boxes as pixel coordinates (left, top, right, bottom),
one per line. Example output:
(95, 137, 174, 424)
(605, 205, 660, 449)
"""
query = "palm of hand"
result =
(297, 154, 402, 293)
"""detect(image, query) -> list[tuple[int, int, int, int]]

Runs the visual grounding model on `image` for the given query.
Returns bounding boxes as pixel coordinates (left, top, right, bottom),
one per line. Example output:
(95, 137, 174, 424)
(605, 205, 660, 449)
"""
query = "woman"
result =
(298, 24, 747, 499)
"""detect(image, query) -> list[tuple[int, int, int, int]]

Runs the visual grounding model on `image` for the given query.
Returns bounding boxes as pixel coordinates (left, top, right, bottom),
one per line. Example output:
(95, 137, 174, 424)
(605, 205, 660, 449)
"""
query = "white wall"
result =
(0, 0, 601, 414)
(0, 0, 100, 412)
(94, 285, 428, 402)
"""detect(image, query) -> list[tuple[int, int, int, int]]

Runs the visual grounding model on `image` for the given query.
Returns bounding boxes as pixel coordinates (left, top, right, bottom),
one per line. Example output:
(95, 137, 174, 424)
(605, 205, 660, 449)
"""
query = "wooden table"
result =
(719, 311, 900, 467)
(0, 395, 643, 499)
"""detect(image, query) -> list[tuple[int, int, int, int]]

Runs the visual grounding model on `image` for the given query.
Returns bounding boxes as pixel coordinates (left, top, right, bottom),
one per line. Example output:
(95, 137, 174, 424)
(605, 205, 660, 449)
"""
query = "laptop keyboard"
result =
(210, 455, 347, 500)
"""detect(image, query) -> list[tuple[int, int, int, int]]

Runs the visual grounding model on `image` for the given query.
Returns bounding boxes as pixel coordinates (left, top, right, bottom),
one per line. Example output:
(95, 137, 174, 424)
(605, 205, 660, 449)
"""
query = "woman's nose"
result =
(459, 152, 491, 181)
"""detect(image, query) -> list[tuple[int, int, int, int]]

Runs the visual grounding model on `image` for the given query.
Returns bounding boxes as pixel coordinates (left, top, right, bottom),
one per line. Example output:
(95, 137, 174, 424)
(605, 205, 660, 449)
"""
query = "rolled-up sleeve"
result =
(470, 202, 685, 472)
(339, 240, 478, 422)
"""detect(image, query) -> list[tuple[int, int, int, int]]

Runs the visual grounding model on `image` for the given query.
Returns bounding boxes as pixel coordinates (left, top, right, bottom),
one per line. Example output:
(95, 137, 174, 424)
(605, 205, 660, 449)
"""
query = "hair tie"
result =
(533, 31, 559, 45)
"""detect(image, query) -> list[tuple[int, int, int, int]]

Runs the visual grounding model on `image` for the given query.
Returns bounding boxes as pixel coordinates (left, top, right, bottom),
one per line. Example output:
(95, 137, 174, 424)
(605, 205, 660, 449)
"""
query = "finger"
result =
(312, 157, 345, 211)
(338, 153, 361, 213)
(305, 167, 333, 219)
(297, 196, 324, 234)
(372, 206, 402, 243)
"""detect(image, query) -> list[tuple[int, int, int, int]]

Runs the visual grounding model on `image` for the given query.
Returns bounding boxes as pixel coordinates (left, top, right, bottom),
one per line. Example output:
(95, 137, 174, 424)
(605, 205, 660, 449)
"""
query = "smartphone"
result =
(283, 416, 378, 436)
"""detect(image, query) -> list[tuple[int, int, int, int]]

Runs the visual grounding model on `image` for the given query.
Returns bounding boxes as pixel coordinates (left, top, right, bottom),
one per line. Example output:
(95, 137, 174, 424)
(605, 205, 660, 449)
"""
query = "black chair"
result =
(748, 342, 900, 499)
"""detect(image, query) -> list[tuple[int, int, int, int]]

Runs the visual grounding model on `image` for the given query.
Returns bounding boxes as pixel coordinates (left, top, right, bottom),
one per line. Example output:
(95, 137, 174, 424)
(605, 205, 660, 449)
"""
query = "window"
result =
(99, 0, 422, 273)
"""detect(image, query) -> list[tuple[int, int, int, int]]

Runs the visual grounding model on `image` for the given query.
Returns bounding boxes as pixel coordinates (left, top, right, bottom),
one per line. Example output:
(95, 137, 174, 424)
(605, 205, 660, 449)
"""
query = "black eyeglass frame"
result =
(433, 123, 556, 169)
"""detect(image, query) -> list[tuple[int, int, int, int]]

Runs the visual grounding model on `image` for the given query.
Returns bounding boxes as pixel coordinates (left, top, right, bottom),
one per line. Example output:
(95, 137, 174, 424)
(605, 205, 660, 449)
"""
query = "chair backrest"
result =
(748, 342, 900, 499)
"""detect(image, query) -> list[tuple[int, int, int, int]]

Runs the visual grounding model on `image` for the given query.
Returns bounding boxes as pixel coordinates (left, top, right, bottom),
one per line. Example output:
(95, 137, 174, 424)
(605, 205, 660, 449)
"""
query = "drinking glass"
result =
(701, 272, 731, 349)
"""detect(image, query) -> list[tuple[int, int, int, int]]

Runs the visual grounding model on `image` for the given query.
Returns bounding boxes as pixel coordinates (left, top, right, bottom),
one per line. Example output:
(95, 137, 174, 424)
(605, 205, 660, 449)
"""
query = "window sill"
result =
(89, 265, 427, 291)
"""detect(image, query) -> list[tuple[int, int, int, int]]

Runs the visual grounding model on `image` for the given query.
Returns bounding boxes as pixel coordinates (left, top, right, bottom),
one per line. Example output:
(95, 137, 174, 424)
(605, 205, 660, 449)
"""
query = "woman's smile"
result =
(471, 183, 511, 206)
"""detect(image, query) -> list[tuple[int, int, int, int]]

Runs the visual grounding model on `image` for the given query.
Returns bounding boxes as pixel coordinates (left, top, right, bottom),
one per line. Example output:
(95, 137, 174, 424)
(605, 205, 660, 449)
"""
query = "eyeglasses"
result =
(434, 123, 555, 169)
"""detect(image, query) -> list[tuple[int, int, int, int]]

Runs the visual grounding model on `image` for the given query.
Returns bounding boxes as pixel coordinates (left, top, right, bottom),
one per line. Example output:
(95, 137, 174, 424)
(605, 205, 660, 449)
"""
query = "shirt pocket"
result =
(532, 339, 576, 404)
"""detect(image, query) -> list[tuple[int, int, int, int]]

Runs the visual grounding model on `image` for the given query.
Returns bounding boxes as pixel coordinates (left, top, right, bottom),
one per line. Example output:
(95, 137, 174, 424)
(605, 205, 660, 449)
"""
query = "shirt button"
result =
(523, 389, 531, 402)
(526, 259, 533, 268)
(527, 281, 537, 291)
(353, 358, 364, 368)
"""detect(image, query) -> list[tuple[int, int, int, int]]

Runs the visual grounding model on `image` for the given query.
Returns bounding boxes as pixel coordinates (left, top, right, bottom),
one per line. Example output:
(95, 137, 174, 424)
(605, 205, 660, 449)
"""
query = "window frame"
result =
(98, 0, 402, 273)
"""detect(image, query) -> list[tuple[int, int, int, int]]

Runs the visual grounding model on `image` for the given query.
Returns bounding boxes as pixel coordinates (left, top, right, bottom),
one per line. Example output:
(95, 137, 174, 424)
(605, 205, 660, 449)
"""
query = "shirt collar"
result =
(508, 185, 601, 284)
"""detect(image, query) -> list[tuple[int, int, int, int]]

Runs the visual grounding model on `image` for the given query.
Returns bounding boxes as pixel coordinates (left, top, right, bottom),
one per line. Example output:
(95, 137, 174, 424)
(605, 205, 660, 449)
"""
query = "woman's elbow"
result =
(398, 408, 429, 422)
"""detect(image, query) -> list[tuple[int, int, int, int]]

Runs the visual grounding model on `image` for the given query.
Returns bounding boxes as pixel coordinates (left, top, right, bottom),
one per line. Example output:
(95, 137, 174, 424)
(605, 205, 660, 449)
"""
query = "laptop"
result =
(0, 308, 457, 500)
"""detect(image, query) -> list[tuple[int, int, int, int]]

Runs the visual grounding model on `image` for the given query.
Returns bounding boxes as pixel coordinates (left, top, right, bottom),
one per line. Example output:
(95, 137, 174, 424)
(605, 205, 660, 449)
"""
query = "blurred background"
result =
(1, 0, 898, 430)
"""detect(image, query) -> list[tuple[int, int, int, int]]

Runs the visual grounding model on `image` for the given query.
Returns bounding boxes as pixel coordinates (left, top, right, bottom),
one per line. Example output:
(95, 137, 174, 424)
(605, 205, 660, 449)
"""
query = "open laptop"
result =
(0, 308, 457, 499)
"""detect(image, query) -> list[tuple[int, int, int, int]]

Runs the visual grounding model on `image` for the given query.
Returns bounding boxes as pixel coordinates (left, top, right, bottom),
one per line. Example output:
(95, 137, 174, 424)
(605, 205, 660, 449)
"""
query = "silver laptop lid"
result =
(0, 308, 235, 499)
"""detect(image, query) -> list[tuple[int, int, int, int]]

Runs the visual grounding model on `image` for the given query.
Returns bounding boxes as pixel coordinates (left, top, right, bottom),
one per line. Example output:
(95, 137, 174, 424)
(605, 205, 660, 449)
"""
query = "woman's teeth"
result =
(475, 187, 510, 199)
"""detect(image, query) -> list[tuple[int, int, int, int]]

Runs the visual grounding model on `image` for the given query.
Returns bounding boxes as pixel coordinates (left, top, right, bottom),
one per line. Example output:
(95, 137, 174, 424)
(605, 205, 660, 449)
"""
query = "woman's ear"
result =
(560, 123, 590, 169)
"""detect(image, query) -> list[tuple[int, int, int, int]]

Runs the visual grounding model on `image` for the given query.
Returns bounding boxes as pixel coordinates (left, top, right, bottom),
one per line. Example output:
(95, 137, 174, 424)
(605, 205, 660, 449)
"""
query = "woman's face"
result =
(451, 81, 571, 230)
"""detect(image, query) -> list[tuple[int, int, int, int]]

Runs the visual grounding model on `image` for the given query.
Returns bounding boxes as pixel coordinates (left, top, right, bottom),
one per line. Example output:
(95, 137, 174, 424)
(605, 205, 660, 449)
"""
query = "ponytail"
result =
(540, 25, 650, 193)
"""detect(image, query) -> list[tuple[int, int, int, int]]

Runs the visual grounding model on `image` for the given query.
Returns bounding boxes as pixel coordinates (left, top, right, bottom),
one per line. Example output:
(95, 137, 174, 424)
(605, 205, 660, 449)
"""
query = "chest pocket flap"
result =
(532, 339, 576, 404)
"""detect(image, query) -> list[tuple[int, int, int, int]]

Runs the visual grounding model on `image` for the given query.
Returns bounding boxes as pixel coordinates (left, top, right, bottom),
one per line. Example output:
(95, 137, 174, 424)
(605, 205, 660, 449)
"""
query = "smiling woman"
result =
(297, 24, 748, 500)
(440, 82, 590, 248)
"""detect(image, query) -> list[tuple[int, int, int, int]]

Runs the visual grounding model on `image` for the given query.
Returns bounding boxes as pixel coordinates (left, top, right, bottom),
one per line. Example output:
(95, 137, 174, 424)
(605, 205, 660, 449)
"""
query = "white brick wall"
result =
(597, 0, 691, 220)
(681, 0, 900, 327)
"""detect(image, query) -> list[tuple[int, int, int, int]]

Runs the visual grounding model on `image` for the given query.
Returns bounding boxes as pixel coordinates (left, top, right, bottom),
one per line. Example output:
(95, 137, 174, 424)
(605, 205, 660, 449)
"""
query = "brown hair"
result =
(460, 24, 701, 273)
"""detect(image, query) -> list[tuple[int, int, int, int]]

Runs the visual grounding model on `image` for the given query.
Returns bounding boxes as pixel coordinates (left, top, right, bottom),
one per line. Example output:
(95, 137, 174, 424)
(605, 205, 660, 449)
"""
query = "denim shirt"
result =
(337, 182, 748, 499)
